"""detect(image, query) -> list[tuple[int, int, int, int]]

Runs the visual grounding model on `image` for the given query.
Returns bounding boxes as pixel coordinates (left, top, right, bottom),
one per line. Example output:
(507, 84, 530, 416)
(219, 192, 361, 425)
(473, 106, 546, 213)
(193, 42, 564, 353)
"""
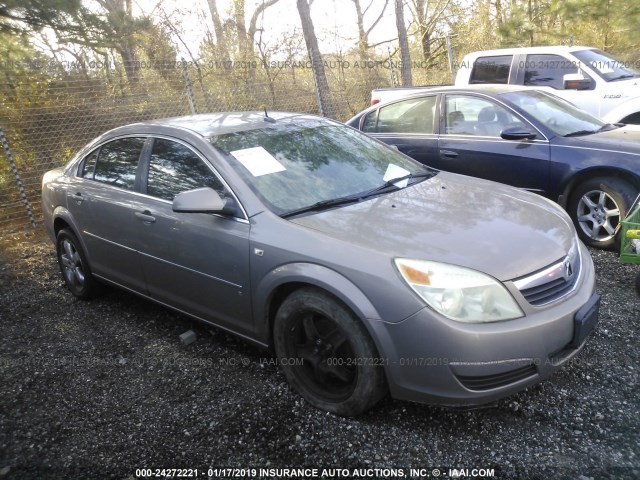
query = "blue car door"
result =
(438, 93, 551, 194)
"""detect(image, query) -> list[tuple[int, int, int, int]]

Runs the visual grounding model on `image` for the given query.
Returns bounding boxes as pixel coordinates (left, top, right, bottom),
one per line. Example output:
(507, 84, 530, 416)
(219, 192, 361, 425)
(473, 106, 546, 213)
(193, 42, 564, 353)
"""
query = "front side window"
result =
(375, 96, 437, 134)
(210, 120, 431, 215)
(93, 137, 145, 190)
(524, 54, 591, 90)
(470, 55, 512, 84)
(146, 139, 225, 201)
(444, 95, 524, 136)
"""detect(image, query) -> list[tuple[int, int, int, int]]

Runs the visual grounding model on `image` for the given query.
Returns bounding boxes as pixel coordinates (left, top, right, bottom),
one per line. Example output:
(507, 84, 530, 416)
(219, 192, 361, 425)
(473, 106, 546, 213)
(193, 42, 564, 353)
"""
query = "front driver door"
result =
(438, 94, 551, 194)
(132, 137, 253, 335)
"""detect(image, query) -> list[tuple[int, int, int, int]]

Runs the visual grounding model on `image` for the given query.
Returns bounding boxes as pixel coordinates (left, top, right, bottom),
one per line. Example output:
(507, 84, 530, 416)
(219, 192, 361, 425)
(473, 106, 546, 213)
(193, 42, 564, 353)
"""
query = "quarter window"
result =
(80, 148, 99, 178)
(146, 138, 225, 201)
(374, 96, 437, 134)
(93, 137, 145, 189)
(470, 55, 512, 84)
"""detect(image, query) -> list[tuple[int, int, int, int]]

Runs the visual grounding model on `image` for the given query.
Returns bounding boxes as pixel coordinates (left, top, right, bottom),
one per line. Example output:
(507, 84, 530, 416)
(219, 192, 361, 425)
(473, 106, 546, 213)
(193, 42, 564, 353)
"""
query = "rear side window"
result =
(374, 96, 437, 134)
(93, 137, 145, 190)
(146, 138, 225, 201)
(470, 55, 512, 84)
(524, 54, 586, 90)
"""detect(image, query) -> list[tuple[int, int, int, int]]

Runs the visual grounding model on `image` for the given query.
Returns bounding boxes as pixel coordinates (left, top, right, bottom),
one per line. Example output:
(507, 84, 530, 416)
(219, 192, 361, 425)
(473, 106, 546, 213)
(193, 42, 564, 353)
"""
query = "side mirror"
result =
(172, 187, 238, 216)
(563, 73, 591, 90)
(500, 127, 537, 141)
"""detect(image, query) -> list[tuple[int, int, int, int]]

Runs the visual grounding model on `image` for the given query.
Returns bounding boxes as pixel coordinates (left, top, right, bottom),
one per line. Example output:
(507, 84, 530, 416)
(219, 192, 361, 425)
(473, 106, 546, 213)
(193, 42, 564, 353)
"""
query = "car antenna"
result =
(263, 106, 276, 123)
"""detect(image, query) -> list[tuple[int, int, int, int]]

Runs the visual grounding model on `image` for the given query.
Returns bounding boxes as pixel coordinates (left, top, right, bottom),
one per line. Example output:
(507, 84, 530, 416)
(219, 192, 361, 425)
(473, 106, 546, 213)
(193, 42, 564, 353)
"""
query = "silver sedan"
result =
(42, 112, 600, 415)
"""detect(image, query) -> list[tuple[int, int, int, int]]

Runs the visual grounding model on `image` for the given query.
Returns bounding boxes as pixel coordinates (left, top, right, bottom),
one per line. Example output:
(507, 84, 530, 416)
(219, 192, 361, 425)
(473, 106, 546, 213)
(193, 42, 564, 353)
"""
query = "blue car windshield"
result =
(573, 49, 640, 82)
(209, 120, 433, 215)
(501, 90, 607, 137)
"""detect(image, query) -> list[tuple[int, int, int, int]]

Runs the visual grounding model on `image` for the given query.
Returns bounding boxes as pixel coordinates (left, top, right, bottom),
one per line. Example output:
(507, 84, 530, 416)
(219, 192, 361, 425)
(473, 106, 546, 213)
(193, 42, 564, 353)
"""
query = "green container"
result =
(620, 195, 640, 265)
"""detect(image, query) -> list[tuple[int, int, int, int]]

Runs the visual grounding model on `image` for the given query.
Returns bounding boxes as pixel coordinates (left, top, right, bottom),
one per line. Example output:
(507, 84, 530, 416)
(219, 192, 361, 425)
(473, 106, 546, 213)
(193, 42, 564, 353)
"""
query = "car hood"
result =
(290, 172, 576, 282)
(567, 125, 640, 155)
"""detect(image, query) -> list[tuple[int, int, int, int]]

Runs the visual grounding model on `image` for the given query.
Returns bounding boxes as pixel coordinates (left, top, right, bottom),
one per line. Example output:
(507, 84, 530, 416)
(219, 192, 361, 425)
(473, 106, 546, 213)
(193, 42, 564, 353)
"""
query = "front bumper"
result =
(367, 243, 598, 406)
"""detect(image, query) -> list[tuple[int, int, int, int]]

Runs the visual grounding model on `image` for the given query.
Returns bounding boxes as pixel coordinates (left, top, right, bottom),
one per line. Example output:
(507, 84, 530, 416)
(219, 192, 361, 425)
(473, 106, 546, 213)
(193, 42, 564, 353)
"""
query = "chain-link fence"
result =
(0, 58, 407, 231)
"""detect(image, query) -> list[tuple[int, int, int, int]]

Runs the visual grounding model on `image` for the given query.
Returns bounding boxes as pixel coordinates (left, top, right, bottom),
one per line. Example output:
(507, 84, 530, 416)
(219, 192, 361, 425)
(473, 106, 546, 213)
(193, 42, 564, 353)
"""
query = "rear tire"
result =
(568, 177, 636, 249)
(273, 287, 387, 416)
(56, 229, 101, 300)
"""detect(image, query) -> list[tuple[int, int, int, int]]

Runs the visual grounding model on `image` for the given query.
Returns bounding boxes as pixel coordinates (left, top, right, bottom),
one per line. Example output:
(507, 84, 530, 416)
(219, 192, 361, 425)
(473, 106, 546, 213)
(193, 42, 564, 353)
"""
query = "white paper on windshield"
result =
(230, 146, 286, 177)
(383, 163, 410, 188)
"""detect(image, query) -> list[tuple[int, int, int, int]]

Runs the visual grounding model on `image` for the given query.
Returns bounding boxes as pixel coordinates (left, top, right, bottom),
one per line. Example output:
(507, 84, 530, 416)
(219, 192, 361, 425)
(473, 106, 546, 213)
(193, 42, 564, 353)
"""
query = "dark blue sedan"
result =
(347, 85, 640, 248)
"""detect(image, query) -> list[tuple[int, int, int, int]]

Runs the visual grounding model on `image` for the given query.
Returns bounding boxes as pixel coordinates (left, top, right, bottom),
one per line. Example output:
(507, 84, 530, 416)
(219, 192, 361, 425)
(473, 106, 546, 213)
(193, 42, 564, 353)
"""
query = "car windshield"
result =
(209, 120, 433, 215)
(573, 49, 640, 82)
(500, 90, 607, 137)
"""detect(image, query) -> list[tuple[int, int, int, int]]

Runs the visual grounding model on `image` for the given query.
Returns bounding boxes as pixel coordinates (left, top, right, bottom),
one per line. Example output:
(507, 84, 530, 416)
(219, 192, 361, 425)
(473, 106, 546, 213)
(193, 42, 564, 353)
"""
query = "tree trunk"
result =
(415, 0, 430, 60)
(352, 0, 369, 59)
(296, 0, 336, 117)
(395, 0, 412, 86)
(206, 0, 229, 60)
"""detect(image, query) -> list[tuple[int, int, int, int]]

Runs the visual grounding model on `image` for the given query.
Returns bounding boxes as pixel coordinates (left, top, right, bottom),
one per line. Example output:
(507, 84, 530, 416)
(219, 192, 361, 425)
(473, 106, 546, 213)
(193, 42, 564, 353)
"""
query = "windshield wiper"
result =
(597, 123, 620, 132)
(564, 129, 598, 137)
(609, 73, 637, 82)
(280, 195, 362, 219)
(358, 171, 436, 200)
(280, 170, 436, 219)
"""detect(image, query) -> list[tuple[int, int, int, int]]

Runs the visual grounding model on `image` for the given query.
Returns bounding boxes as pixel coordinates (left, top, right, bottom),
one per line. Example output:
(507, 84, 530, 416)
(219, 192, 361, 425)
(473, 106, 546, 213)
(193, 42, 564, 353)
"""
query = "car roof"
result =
(461, 46, 596, 58)
(117, 111, 324, 137)
(364, 84, 534, 105)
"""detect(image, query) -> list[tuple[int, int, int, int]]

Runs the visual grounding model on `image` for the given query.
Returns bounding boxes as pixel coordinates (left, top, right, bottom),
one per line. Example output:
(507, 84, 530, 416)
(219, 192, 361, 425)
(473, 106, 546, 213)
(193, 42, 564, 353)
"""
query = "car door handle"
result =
(439, 149, 459, 159)
(135, 211, 156, 224)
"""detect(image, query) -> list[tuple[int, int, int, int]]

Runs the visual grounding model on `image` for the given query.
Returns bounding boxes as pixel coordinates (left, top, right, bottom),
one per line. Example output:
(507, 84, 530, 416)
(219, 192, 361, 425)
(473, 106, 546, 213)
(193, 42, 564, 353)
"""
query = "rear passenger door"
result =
(438, 94, 551, 193)
(67, 137, 147, 292)
(359, 95, 440, 168)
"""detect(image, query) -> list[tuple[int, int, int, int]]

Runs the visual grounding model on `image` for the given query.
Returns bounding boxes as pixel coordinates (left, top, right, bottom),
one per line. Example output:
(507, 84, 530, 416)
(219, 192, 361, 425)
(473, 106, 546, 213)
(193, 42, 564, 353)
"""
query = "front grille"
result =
(456, 364, 538, 391)
(520, 275, 578, 306)
(514, 244, 582, 306)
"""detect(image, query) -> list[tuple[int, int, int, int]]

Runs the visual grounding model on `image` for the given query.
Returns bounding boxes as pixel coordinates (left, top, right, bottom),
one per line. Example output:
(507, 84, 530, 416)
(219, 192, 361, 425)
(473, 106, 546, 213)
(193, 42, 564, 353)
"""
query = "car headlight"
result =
(394, 259, 524, 323)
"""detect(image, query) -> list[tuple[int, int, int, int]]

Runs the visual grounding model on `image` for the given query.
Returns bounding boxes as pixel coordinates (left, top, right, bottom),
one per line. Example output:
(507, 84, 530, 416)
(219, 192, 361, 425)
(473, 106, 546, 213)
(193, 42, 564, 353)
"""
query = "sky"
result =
(133, 0, 402, 57)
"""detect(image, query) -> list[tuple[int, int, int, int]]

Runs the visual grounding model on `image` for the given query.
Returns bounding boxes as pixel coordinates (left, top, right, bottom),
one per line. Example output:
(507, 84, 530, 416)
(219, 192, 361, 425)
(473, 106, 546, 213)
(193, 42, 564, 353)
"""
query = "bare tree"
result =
(351, 0, 390, 59)
(394, 0, 412, 86)
(408, 0, 451, 60)
(205, 0, 229, 60)
(296, 0, 336, 117)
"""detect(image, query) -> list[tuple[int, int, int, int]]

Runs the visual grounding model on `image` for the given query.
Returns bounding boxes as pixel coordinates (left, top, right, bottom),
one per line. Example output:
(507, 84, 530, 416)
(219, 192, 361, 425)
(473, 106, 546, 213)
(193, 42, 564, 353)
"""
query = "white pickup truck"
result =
(371, 46, 640, 124)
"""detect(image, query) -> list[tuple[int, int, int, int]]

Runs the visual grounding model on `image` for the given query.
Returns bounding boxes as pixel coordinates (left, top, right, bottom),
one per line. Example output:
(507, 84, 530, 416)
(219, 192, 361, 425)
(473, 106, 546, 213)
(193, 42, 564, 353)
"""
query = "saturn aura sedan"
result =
(42, 112, 600, 416)
(347, 85, 640, 249)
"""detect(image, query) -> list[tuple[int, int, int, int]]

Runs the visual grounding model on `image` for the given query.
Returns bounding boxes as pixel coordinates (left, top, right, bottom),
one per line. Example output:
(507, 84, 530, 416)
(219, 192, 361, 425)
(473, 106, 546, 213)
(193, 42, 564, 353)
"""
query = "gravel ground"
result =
(0, 228, 638, 480)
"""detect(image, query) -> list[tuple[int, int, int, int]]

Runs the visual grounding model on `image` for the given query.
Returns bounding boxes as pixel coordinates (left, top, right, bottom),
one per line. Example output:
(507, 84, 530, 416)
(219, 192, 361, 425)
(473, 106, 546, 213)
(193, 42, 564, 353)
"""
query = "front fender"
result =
(603, 97, 640, 123)
(253, 262, 383, 344)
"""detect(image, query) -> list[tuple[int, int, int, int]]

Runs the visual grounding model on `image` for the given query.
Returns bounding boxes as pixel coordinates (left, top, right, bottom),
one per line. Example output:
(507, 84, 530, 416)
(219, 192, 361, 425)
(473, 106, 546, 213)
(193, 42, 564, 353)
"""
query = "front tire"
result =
(273, 287, 387, 416)
(569, 177, 636, 249)
(56, 229, 101, 299)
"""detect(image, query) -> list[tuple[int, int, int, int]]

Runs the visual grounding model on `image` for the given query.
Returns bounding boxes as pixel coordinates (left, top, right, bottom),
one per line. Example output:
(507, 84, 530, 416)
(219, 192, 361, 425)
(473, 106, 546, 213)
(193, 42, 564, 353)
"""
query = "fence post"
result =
(0, 126, 37, 229)
(181, 58, 198, 115)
